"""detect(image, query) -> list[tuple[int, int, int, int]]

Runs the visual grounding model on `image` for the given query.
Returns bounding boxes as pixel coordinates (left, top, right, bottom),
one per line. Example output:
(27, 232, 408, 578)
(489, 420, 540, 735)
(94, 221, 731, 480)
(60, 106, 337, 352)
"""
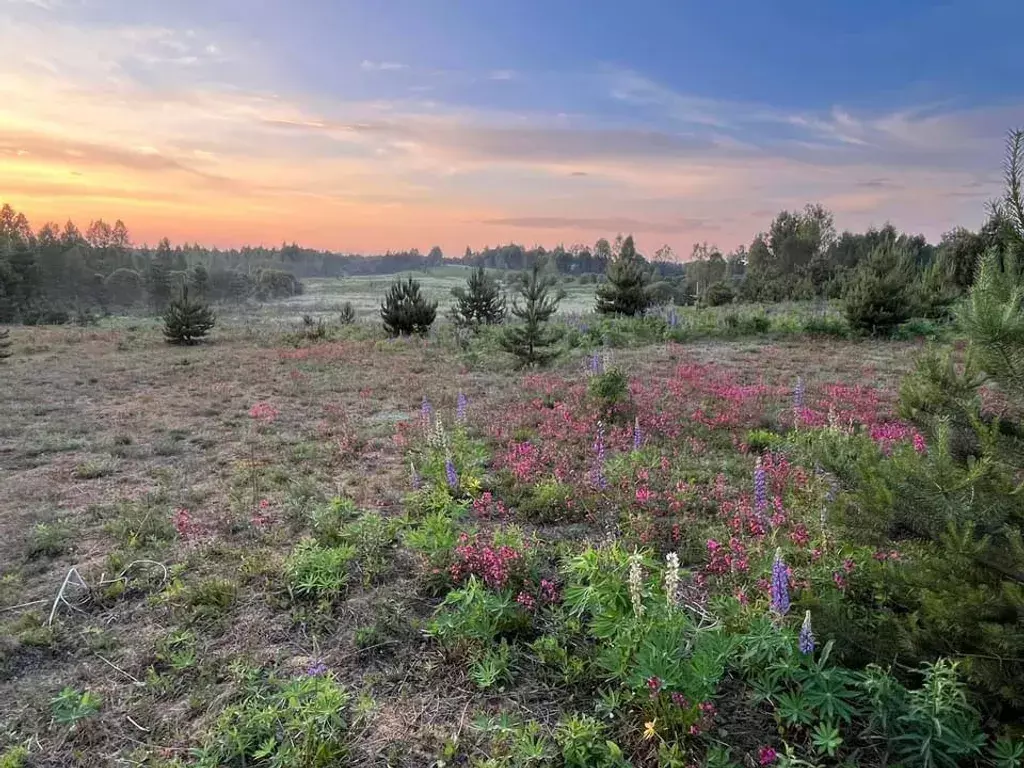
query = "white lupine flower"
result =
(664, 552, 680, 608)
(628, 550, 645, 618)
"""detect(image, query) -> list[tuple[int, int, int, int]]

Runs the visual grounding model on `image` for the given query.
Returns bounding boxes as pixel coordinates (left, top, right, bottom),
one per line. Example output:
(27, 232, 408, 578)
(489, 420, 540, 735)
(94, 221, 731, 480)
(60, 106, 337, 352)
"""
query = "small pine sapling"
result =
(163, 287, 216, 345)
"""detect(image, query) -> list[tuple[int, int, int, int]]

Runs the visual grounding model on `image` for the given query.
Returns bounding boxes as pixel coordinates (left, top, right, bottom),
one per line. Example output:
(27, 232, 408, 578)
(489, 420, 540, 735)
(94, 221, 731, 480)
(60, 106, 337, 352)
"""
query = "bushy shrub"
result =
(380, 277, 437, 336)
(802, 315, 850, 338)
(704, 281, 734, 307)
(587, 368, 631, 420)
(723, 311, 770, 335)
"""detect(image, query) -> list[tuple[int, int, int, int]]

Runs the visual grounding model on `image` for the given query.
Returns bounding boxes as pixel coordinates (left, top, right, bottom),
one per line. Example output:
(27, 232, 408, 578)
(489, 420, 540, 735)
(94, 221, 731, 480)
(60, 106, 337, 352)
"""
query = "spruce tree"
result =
(0, 327, 11, 360)
(380, 277, 437, 336)
(595, 235, 653, 316)
(163, 286, 215, 345)
(450, 266, 506, 328)
(500, 262, 565, 368)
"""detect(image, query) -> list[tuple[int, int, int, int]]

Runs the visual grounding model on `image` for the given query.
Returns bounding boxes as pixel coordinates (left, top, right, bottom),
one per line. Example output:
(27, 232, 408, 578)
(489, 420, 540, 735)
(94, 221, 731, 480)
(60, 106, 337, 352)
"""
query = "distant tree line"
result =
(0, 204, 304, 323)
(4, 180, 1016, 325)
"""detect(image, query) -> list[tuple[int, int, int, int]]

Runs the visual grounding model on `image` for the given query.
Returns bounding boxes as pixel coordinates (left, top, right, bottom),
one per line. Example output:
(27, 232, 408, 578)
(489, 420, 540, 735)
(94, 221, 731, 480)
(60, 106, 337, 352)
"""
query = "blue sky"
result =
(2, 0, 1022, 253)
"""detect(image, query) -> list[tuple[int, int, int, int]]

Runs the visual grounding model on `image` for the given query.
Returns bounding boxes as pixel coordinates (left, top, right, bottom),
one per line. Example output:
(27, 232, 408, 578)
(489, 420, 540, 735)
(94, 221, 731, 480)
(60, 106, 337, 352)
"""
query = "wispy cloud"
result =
(481, 215, 715, 233)
(360, 60, 407, 72)
(0, 10, 1019, 253)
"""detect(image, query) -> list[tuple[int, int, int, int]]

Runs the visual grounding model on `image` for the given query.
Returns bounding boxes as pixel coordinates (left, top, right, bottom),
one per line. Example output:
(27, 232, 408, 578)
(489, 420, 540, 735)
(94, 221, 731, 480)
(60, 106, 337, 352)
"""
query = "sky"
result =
(1, 0, 1023, 256)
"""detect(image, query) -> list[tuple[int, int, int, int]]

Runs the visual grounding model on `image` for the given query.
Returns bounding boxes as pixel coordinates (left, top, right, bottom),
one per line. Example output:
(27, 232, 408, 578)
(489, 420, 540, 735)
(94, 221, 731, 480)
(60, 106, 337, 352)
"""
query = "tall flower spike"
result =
(799, 610, 815, 654)
(633, 417, 643, 452)
(456, 392, 468, 423)
(770, 548, 790, 616)
(410, 462, 421, 490)
(664, 552, 680, 607)
(445, 459, 459, 490)
(754, 458, 767, 515)
(628, 550, 645, 618)
(793, 376, 805, 410)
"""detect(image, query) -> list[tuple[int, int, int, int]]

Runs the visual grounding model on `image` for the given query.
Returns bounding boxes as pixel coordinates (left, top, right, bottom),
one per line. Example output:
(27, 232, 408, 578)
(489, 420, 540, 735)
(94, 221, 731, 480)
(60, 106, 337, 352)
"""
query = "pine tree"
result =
(380, 277, 437, 336)
(339, 301, 356, 325)
(147, 238, 174, 312)
(0, 327, 11, 360)
(189, 263, 209, 299)
(843, 242, 916, 336)
(163, 286, 215, 345)
(958, 249, 1024, 399)
(500, 262, 565, 368)
(450, 266, 506, 328)
(595, 235, 653, 316)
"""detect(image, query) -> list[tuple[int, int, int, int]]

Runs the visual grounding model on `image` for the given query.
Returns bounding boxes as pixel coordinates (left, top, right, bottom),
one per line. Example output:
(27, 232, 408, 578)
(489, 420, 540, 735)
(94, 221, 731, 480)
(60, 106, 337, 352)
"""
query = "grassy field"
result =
(266, 269, 602, 326)
(0, 313, 941, 767)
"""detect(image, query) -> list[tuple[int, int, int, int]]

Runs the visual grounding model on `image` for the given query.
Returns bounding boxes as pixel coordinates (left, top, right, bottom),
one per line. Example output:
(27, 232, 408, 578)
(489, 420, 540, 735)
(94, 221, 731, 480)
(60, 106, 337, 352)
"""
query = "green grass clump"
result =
(195, 666, 360, 767)
(284, 540, 355, 600)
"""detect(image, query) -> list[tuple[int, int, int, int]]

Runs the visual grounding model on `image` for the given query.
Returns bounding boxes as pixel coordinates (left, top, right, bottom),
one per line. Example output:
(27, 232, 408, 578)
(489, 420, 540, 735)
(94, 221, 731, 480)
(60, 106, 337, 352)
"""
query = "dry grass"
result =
(0, 323, 918, 766)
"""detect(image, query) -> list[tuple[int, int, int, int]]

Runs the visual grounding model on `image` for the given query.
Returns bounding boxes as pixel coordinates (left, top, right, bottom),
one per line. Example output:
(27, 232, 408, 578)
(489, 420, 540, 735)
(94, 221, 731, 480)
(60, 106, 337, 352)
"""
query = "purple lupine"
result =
(633, 417, 643, 451)
(754, 458, 768, 514)
(667, 308, 678, 328)
(456, 391, 468, 423)
(770, 548, 790, 616)
(793, 376, 805, 410)
(306, 660, 328, 677)
(591, 422, 608, 489)
(421, 396, 433, 422)
(589, 352, 603, 375)
(798, 611, 815, 654)
(445, 459, 459, 490)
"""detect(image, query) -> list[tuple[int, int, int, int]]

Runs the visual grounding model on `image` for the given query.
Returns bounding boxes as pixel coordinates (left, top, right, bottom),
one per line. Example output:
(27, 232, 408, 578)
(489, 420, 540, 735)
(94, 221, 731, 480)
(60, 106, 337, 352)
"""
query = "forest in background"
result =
(0, 187, 1017, 324)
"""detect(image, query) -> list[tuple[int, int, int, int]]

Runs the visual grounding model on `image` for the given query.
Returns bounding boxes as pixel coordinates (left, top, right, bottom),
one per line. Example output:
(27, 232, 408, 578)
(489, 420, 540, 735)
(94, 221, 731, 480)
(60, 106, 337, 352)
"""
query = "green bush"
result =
(587, 368, 631, 420)
(704, 281, 735, 307)
(802, 315, 850, 338)
(427, 576, 530, 652)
